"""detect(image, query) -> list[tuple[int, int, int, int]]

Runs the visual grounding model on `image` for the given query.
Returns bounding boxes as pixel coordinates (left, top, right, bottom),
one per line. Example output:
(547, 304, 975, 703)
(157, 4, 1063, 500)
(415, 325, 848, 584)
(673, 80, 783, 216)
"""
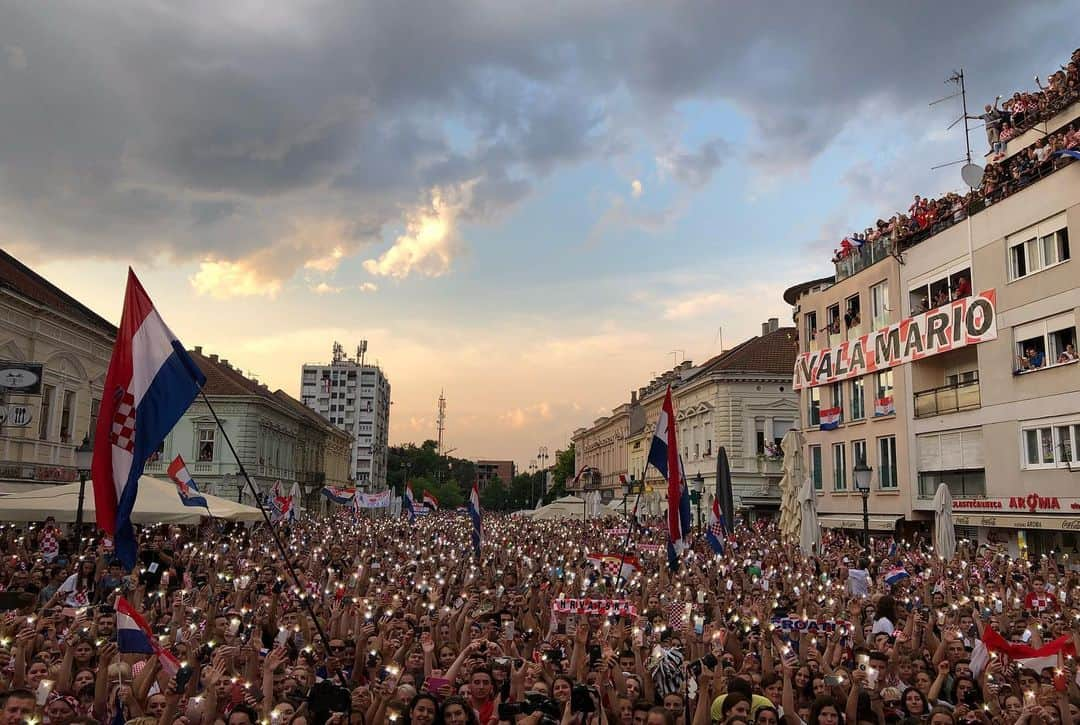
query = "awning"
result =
(817, 513, 902, 531)
(952, 513, 1080, 531)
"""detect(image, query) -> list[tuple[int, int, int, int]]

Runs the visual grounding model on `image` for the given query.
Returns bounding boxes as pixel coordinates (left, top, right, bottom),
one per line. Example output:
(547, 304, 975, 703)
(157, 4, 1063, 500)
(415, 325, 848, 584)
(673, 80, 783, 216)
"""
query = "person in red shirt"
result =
(1023, 575, 1059, 613)
(953, 276, 972, 300)
(467, 668, 496, 723)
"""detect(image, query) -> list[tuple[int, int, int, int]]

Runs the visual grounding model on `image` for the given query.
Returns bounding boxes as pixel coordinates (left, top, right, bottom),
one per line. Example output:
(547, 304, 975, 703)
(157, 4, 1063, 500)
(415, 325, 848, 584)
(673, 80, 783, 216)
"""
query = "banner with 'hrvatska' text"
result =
(792, 289, 997, 391)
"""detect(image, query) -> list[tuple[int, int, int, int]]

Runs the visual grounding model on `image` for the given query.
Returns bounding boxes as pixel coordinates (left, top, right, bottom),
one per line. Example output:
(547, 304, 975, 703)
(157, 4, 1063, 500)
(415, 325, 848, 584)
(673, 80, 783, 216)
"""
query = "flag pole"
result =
(198, 390, 333, 648)
(613, 462, 649, 594)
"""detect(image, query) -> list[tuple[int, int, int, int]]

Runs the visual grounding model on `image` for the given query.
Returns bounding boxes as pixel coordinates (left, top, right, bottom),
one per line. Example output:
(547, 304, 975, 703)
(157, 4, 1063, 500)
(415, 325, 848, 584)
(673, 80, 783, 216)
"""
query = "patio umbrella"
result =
(933, 483, 956, 561)
(715, 447, 735, 533)
(778, 429, 805, 542)
(798, 475, 821, 556)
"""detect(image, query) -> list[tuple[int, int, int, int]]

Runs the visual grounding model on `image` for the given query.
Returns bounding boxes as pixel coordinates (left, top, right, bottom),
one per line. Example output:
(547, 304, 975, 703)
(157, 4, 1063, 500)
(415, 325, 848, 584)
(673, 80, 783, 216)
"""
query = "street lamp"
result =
(74, 435, 94, 540)
(691, 472, 704, 532)
(853, 456, 873, 552)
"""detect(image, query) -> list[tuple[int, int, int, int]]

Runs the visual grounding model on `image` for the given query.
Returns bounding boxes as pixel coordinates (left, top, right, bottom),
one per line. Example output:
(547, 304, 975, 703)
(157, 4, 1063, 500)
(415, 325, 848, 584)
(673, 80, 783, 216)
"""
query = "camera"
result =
(688, 653, 718, 678)
(498, 693, 561, 723)
(570, 684, 597, 714)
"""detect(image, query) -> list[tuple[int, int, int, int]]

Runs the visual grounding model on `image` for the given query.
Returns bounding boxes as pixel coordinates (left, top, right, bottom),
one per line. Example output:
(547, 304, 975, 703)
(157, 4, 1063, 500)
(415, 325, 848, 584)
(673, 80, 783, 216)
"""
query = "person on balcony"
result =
(952, 276, 971, 300)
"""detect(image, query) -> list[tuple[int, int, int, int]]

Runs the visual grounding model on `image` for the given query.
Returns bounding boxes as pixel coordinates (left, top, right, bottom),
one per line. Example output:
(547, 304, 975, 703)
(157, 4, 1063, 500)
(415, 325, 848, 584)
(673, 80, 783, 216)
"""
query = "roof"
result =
(689, 326, 799, 378)
(783, 275, 835, 306)
(0, 248, 117, 335)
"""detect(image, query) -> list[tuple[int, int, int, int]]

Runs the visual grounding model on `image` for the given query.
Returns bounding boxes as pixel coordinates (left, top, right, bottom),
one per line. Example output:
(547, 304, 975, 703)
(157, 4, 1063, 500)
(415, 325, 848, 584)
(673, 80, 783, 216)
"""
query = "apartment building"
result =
(300, 343, 391, 491)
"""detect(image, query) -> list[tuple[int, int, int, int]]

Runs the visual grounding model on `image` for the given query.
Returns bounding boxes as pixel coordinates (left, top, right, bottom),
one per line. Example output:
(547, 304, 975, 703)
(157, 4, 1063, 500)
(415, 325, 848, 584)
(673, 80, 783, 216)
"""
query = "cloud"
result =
(363, 185, 469, 279)
(499, 401, 555, 430)
(190, 260, 283, 299)
(310, 282, 342, 295)
(630, 179, 643, 197)
(357, 282, 378, 293)
(656, 138, 728, 187)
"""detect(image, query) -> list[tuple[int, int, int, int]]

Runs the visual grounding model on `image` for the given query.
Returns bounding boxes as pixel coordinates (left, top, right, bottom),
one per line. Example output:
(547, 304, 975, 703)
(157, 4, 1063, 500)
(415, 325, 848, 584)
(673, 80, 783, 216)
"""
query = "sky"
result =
(1, 2, 1076, 469)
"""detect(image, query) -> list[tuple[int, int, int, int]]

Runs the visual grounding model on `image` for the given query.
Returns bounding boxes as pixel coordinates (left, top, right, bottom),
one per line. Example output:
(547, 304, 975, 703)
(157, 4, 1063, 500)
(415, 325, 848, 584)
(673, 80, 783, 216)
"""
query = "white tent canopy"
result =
(0, 476, 264, 524)
(529, 495, 588, 520)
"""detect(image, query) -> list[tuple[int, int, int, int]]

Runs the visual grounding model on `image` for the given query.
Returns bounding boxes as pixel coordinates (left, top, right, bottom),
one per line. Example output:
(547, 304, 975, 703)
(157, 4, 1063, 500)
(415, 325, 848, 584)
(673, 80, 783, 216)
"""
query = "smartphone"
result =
(566, 614, 578, 637)
(175, 665, 195, 693)
(502, 620, 515, 641)
(693, 615, 705, 636)
(697, 590, 707, 604)
(35, 679, 55, 706)
(856, 653, 870, 673)
(426, 676, 450, 693)
(824, 674, 845, 686)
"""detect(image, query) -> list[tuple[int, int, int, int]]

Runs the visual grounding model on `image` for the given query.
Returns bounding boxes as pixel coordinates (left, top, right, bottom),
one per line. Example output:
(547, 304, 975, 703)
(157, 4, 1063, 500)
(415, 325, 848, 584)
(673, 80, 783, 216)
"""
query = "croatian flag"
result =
(423, 491, 440, 511)
(92, 270, 205, 569)
(977, 627, 1076, 674)
(884, 567, 909, 586)
(167, 456, 208, 509)
(819, 407, 841, 431)
(875, 397, 895, 417)
(321, 486, 356, 505)
(116, 597, 180, 675)
(466, 482, 482, 559)
(705, 496, 725, 554)
(586, 553, 640, 581)
(404, 482, 417, 522)
(646, 386, 691, 570)
(1053, 149, 1080, 161)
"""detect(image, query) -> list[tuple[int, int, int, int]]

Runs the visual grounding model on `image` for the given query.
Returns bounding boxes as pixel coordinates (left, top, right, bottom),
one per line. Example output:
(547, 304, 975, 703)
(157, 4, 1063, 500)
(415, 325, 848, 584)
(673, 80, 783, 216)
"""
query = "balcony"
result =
(835, 238, 893, 281)
(913, 376, 980, 418)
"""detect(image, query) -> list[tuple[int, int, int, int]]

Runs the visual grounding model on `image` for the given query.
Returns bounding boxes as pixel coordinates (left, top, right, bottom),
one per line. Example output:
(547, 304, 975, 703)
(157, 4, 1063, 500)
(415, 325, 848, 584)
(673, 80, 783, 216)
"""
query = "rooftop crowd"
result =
(0, 508, 1079, 725)
(833, 48, 1080, 269)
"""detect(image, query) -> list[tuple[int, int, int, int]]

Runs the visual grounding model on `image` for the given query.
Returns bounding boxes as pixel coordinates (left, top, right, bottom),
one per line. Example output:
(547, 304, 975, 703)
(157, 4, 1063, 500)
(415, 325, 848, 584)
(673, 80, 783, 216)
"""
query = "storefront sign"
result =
(953, 514, 1079, 531)
(793, 290, 997, 390)
(953, 495, 1080, 514)
(0, 362, 43, 395)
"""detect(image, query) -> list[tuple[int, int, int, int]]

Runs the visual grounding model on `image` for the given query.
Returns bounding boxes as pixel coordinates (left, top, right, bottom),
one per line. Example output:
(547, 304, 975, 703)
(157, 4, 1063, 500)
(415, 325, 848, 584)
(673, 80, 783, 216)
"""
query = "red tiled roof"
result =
(691, 326, 798, 377)
(0, 248, 116, 335)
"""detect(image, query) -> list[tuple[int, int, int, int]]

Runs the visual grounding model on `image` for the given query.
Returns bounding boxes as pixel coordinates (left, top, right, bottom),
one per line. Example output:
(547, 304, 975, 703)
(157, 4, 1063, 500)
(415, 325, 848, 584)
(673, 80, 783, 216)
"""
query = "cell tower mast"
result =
(436, 390, 447, 455)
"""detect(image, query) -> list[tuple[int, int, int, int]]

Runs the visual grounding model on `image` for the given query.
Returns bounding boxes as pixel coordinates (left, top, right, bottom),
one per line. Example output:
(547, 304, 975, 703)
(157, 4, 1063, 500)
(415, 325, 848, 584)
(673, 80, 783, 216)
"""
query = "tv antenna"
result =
(929, 68, 984, 189)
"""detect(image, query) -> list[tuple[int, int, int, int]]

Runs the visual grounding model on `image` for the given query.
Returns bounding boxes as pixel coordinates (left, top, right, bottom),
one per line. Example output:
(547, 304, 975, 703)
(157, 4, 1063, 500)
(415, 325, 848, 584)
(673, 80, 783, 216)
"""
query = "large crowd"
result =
(833, 48, 1080, 269)
(0, 508, 1078, 725)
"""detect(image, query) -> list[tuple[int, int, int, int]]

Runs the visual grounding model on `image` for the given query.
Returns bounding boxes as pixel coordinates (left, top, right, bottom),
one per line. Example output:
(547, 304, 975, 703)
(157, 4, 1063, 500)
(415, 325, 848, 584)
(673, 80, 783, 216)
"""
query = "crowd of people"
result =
(833, 48, 1080, 270)
(1, 508, 1079, 725)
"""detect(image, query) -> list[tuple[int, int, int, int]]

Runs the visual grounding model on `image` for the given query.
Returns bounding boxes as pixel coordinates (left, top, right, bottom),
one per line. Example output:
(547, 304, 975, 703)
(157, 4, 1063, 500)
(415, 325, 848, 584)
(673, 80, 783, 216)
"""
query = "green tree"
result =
(479, 476, 508, 511)
(387, 440, 477, 504)
(545, 443, 575, 503)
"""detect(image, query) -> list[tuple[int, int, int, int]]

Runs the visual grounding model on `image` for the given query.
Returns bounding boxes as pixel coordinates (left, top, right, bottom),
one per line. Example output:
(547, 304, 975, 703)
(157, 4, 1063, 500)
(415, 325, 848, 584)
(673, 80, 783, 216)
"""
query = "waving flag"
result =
(404, 482, 417, 522)
(422, 490, 440, 511)
(467, 482, 482, 559)
(116, 597, 180, 675)
(1053, 149, 1080, 161)
(874, 397, 895, 417)
(321, 486, 356, 505)
(884, 567, 909, 586)
(979, 627, 1076, 672)
(705, 496, 725, 554)
(92, 270, 205, 569)
(647, 387, 691, 570)
(819, 407, 841, 430)
(167, 456, 208, 509)
(587, 553, 640, 580)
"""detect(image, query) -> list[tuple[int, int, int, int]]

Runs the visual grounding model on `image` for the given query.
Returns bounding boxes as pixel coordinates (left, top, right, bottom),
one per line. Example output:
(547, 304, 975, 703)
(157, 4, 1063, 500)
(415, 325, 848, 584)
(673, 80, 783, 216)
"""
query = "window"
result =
(852, 439, 867, 482)
(870, 280, 889, 329)
(917, 429, 985, 497)
(830, 382, 844, 423)
(1022, 421, 1080, 469)
(59, 390, 76, 444)
(826, 304, 841, 342)
(38, 384, 54, 440)
(197, 427, 216, 462)
(694, 442, 699, 459)
(1009, 216, 1069, 281)
(808, 387, 820, 426)
(844, 294, 862, 336)
(705, 439, 712, 456)
(805, 311, 818, 350)
(878, 436, 898, 489)
(832, 443, 847, 491)
(875, 371, 894, 415)
(850, 377, 866, 420)
(1014, 312, 1077, 372)
(810, 445, 822, 490)
(89, 397, 101, 443)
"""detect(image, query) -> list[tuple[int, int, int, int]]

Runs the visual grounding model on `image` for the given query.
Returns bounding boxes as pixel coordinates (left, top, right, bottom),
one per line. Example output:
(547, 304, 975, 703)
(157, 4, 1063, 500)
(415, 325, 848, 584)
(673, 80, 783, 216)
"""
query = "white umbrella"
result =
(798, 475, 820, 556)
(933, 483, 956, 561)
(778, 428, 805, 542)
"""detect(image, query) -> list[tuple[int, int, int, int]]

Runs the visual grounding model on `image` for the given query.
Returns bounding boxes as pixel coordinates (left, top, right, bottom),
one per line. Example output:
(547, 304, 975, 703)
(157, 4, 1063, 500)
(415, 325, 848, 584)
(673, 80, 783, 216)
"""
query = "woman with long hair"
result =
(441, 696, 480, 725)
(405, 692, 442, 725)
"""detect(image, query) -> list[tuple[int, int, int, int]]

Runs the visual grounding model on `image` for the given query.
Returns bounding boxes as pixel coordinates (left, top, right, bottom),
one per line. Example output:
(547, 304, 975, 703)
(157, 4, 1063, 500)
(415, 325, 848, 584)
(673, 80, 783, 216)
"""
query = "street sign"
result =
(4, 405, 33, 427)
(0, 362, 44, 395)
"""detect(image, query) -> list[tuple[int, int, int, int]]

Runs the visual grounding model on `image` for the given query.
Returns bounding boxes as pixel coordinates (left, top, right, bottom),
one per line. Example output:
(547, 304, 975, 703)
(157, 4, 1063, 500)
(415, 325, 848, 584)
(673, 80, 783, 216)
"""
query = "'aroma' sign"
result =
(793, 289, 997, 390)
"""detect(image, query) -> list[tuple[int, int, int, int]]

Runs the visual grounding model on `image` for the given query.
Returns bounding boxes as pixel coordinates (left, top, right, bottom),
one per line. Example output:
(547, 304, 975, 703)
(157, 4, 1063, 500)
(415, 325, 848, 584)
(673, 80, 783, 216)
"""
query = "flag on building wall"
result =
(874, 397, 895, 417)
(819, 407, 841, 430)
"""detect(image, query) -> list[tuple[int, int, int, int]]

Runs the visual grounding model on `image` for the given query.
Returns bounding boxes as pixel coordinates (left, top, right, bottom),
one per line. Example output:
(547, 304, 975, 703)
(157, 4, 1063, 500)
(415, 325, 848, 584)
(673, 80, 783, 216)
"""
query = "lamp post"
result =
(74, 435, 94, 540)
(853, 456, 873, 552)
(691, 472, 704, 532)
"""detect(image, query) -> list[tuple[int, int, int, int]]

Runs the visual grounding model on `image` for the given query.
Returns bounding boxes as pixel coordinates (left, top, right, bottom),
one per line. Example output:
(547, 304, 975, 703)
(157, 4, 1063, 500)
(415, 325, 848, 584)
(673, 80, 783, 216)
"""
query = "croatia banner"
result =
(321, 486, 356, 505)
(819, 407, 841, 431)
(975, 627, 1076, 674)
(875, 396, 895, 417)
(116, 597, 180, 675)
(422, 490, 440, 511)
(883, 567, 909, 586)
(586, 553, 640, 581)
(91, 270, 205, 569)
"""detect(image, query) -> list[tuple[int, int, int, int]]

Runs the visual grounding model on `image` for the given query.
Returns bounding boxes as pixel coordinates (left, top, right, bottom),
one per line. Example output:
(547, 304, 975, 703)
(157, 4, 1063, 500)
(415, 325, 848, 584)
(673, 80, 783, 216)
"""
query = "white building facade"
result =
(301, 343, 391, 491)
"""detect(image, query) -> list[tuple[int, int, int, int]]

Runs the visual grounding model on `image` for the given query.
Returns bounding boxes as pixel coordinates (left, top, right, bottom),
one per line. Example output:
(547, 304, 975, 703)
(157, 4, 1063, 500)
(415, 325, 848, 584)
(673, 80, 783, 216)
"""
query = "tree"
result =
(480, 476, 508, 511)
(545, 443, 576, 503)
(508, 474, 537, 511)
(387, 440, 476, 504)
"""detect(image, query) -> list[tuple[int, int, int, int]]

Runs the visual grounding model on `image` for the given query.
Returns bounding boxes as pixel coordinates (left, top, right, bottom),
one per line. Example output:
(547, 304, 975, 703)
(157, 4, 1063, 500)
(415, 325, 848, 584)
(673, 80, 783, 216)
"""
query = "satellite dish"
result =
(961, 163, 984, 189)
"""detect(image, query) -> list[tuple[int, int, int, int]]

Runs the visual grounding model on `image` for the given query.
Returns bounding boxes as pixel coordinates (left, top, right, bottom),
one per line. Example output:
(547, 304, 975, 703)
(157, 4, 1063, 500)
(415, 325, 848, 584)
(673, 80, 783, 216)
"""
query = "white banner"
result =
(356, 490, 392, 508)
(793, 290, 997, 390)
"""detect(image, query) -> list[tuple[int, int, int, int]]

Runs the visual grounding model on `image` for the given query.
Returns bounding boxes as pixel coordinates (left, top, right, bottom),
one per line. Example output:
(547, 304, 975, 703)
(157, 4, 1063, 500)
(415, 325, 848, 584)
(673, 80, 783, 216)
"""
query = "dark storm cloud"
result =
(0, 0, 1073, 273)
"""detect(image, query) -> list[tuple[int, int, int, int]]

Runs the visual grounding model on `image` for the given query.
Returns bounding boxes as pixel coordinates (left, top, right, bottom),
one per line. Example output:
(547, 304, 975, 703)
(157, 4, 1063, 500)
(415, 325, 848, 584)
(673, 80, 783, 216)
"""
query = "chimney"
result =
(631, 390, 638, 405)
(209, 353, 218, 362)
(221, 359, 229, 368)
(769, 317, 779, 332)
(193, 345, 202, 355)
(761, 322, 769, 336)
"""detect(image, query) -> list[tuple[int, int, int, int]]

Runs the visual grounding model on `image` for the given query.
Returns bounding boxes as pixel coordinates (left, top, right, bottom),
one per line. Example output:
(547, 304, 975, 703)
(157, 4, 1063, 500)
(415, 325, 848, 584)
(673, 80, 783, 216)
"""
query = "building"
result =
(570, 319, 800, 518)
(300, 343, 391, 491)
(476, 460, 515, 488)
(0, 249, 115, 490)
(785, 97, 1080, 551)
(144, 348, 352, 508)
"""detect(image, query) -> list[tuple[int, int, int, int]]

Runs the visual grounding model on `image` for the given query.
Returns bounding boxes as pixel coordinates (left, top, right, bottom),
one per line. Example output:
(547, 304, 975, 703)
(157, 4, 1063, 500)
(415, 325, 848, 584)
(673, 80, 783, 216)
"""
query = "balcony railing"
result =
(835, 238, 893, 281)
(913, 377, 980, 418)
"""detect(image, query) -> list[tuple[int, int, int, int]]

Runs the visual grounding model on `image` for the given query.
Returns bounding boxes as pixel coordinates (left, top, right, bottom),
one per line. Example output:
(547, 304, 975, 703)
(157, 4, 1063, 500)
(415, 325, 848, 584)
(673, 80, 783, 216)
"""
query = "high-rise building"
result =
(300, 342, 391, 491)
